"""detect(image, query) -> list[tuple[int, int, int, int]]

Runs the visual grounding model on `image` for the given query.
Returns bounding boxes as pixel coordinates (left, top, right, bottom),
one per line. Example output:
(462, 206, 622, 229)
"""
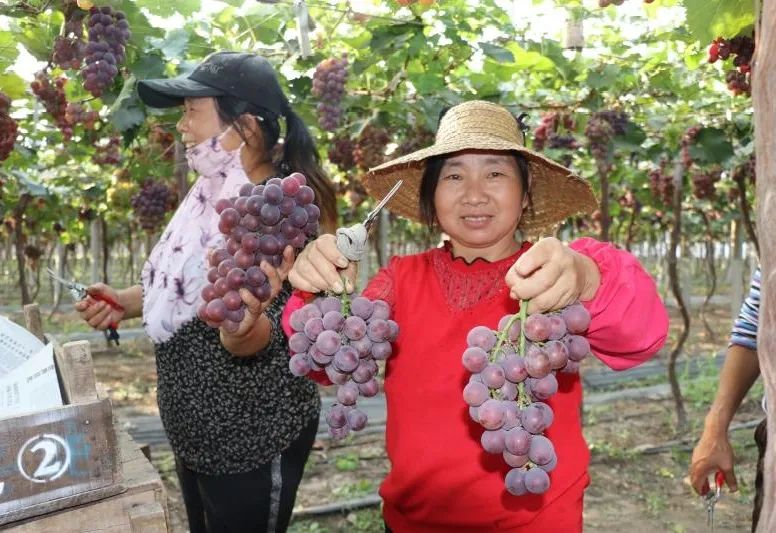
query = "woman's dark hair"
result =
(214, 94, 338, 231)
(418, 151, 531, 229)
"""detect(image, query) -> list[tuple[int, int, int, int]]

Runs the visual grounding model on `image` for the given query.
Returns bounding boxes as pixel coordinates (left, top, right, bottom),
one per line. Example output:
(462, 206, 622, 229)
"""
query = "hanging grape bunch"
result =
(395, 125, 435, 157)
(131, 181, 176, 233)
(30, 72, 72, 139)
(53, 10, 86, 70)
(691, 168, 722, 201)
(288, 292, 399, 439)
(198, 173, 321, 332)
(81, 6, 131, 97)
(327, 135, 356, 172)
(312, 56, 348, 132)
(353, 124, 390, 171)
(708, 35, 754, 96)
(65, 102, 99, 130)
(584, 110, 629, 170)
(149, 125, 176, 161)
(680, 125, 701, 169)
(92, 135, 122, 165)
(0, 92, 17, 162)
(462, 302, 591, 496)
(532, 112, 577, 151)
(648, 160, 673, 205)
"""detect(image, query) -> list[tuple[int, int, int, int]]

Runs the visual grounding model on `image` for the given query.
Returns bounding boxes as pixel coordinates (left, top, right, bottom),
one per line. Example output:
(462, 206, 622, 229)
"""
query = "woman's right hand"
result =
(288, 234, 357, 294)
(73, 283, 126, 330)
(689, 427, 738, 494)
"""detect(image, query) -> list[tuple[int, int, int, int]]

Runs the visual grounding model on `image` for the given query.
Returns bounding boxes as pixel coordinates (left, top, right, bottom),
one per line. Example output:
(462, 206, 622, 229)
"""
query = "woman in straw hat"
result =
(287, 100, 668, 531)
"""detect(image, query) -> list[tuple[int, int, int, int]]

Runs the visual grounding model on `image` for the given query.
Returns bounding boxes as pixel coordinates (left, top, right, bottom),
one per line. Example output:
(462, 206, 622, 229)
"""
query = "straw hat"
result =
(363, 100, 598, 235)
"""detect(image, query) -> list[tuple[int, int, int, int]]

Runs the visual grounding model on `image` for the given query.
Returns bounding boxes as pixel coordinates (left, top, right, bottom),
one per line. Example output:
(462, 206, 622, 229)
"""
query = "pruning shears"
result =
(47, 268, 123, 346)
(335, 179, 403, 262)
(702, 470, 725, 532)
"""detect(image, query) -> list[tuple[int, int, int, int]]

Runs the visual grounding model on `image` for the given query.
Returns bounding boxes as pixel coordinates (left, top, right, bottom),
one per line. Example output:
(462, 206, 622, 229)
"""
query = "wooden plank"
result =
(129, 502, 167, 533)
(0, 398, 122, 525)
(22, 304, 45, 343)
(54, 341, 98, 405)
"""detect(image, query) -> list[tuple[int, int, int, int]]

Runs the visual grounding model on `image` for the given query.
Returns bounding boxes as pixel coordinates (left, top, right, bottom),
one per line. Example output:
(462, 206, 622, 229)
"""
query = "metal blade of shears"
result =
(362, 179, 403, 232)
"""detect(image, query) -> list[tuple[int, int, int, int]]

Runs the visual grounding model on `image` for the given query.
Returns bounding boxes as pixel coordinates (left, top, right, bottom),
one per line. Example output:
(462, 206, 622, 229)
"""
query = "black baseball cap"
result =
(137, 52, 288, 117)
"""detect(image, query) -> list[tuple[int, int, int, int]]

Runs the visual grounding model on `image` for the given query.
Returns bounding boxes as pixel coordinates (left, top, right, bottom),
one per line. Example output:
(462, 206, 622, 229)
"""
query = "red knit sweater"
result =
(284, 238, 668, 531)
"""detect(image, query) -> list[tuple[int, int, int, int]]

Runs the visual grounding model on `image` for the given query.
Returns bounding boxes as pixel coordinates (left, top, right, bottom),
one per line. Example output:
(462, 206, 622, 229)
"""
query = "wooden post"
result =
(753, 1, 776, 530)
(22, 304, 45, 343)
(54, 341, 98, 405)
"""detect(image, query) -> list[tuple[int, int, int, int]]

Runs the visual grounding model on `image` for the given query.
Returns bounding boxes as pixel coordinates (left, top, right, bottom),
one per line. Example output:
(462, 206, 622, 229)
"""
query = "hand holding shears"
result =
(289, 180, 403, 294)
(47, 268, 124, 345)
(335, 179, 403, 262)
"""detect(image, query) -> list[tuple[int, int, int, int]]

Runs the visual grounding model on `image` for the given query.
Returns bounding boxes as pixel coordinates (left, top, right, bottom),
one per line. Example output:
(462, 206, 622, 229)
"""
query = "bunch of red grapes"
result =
(584, 110, 628, 166)
(198, 173, 320, 332)
(327, 135, 356, 172)
(353, 125, 390, 171)
(648, 161, 673, 205)
(92, 136, 122, 165)
(131, 181, 176, 233)
(394, 125, 435, 157)
(30, 72, 72, 139)
(532, 112, 578, 152)
(0, 92, 17, 162)
(288, 293, 398, 439)
(53, 10, 86, 70)
(708, 35, 754, 96)
(691, 168, 722, 201)
(65, 102, 99, 130)
(81, 6, 131, 97)
(462, 303, 591, 496)
(312, 56, 348, 132)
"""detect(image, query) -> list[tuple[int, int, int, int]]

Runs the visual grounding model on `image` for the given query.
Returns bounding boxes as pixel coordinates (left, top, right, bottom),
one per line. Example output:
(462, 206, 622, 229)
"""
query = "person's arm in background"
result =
(689, 267, 761, 493)
(74, 284, 143, 328)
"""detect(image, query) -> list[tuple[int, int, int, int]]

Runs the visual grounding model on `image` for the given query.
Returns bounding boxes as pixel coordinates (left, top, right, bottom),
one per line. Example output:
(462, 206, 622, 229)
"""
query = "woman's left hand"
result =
(225, 245, 295, 338)
(505, 237, 600, 314)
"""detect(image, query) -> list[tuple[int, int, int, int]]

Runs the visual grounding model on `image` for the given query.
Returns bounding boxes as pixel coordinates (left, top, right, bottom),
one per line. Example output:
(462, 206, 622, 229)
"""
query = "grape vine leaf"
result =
(688, 127, 734, 165)
(110, 76, 145, 131)
(133, 0, 201, 18)
(480, 43, 515, 64)
(683, 0, 754, 44)
(148, 29, 190, 60)
(0, 73, 25, 100)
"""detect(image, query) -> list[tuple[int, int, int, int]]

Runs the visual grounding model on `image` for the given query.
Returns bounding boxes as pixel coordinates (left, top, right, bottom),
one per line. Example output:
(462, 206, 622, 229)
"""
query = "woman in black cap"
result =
(75, 52, 337, 532)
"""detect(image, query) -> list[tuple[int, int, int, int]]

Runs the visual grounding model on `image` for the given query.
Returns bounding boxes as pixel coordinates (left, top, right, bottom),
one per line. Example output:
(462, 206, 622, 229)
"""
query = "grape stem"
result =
(516, 300, 531, 408)
(340, 274, 351, 315)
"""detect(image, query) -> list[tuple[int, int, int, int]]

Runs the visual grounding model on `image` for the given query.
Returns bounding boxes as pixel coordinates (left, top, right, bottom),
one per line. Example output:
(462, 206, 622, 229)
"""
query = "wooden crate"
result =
(6, 430, 168, 532)
(0, 305, 126, 525)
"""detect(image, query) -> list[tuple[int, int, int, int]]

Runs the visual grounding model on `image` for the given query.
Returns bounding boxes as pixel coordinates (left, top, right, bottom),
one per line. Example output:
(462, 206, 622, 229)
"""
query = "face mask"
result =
(185, 127, 245, 178)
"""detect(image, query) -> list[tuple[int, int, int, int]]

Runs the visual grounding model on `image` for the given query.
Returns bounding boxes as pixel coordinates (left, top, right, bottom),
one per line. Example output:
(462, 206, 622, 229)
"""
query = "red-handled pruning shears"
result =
(702, 470, 725, 532)
(47, 268, 123, 346)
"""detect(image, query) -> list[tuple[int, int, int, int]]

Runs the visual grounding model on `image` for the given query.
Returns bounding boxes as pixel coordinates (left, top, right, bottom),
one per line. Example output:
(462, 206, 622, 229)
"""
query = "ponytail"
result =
(282, 110, 338, 232)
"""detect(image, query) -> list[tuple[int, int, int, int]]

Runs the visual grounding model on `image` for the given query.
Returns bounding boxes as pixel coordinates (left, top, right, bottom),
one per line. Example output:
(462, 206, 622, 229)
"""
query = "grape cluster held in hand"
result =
(198, 173, 320, 331)
(288, 294, 398, 439)
(463, 303, 591, 496)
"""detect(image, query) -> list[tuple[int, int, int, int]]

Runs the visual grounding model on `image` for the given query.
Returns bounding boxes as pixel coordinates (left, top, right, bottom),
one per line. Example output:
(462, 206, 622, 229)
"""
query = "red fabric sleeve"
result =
(282, 291, 332, 386)
(361, 256, 398, 306)
(570, 237, 669, 371)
